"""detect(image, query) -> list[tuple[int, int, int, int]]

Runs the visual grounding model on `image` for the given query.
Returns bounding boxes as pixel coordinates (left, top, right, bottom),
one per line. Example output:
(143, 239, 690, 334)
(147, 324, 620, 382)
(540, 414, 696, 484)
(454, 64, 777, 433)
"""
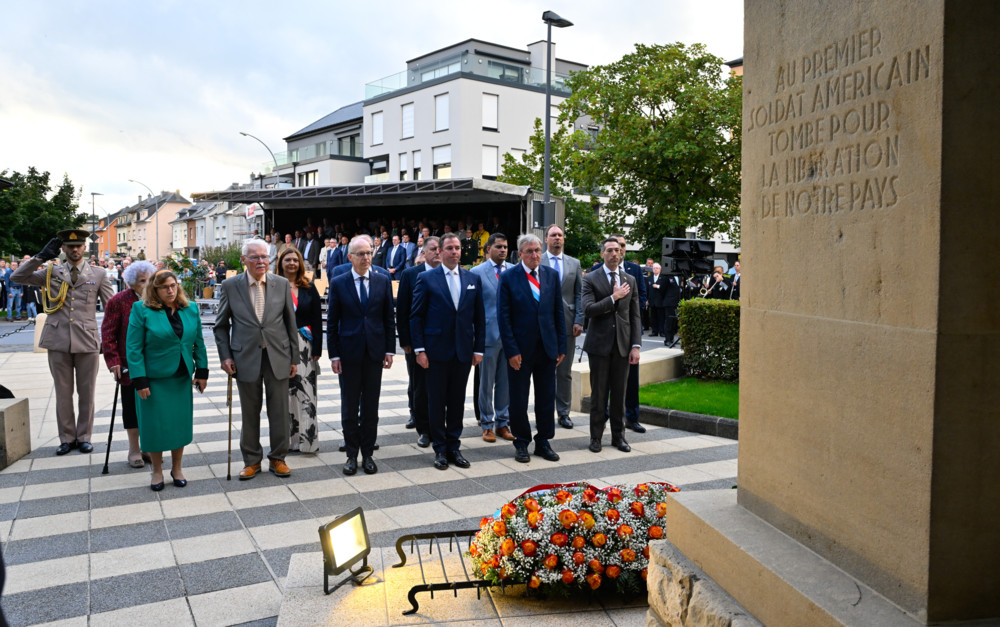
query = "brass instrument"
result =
(699, 277, 720, 298)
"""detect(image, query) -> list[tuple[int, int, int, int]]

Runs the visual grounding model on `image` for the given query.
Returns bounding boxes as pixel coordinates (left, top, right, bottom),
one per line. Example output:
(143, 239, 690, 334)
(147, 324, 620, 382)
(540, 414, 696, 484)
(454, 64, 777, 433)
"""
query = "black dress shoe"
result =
(589, 438, 602, 453)
(417, 433, 431, 448)
(433, 452, 449, 470)
(612, 438, 632, 453)
(170, 471, 187, 487)
(625, 420, 646, 434)
(343, 458, 358, 475)
(56, 442, 76, 455)
(558, 415, 574, 429)
(374, 443, 380, 451)
(339, 443, 347, 452)
(150, 481, 165, 492)
(534, 443, 560, 462)
(362, 457, 378, 475)
(78, 442, 94, 454)
(446, 451, 471, 469)
(405, 417, 416, 429)
(514, 445, 530, 463)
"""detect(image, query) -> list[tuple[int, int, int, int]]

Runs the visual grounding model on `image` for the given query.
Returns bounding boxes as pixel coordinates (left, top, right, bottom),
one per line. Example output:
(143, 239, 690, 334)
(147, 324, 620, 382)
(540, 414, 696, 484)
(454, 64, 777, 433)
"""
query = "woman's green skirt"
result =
(136, 372, 194, 452)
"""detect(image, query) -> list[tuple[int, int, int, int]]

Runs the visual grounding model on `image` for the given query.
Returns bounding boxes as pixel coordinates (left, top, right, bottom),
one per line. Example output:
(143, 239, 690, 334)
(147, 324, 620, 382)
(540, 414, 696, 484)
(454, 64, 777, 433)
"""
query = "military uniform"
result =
(12, 230, 114, 452)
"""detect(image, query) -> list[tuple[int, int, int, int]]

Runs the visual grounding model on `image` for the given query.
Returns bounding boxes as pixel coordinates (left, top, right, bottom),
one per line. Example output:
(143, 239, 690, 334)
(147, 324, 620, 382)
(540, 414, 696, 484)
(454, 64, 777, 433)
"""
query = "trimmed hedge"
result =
(677, 299, 740, 380)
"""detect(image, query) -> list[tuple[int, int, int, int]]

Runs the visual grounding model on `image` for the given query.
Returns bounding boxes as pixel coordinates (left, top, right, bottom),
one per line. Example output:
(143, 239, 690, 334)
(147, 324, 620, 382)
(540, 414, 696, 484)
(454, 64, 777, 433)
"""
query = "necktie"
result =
(359, 275, 368, 310)
(610, 271, 618, 287)
(70, 266, 79, 285)
(552, 255, 561, 281)
(448, 270, 460, 309)
(495, 263, 502, 280)
(253, 280, 265, 323)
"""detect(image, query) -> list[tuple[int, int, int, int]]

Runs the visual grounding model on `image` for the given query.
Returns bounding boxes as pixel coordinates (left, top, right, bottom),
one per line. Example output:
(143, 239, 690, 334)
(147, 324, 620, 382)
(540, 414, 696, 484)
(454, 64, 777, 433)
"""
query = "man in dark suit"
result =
(647, 262, 671, 337)
(395, 236, 441, 447)
(387, 235, 406, 279)
(328, 235, 350, 269)
(292, 230, 304, 252)
(327, 236, 396, 476)
(582, 237, 642, 453)
(728, 260, 741, 300)
(402, 233, 418, 269)
(497, 233, 566, 464)
(410, 233, 485, 470)
(301, 231, 321, 275)
(541, 224, 584, 430)
(214, 239, 299, 480)
(612, 234, 647, 434)
(371, 236, 387, 269)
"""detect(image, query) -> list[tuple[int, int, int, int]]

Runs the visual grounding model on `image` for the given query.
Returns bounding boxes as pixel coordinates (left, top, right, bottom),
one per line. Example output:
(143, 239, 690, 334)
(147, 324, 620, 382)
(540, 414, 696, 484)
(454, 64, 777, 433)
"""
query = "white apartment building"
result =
(266, 39, 586, 189)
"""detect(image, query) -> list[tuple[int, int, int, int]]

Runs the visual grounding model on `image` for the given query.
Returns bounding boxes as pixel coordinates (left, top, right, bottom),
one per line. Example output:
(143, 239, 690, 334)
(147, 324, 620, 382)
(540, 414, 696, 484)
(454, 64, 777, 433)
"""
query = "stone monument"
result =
(655, 1, 999, 624)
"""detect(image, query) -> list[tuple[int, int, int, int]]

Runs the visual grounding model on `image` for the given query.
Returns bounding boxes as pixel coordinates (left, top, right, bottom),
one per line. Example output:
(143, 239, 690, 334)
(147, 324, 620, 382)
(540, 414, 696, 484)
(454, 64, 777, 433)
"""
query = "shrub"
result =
(677, 299, 739, 380)
(202, 243, 243, 270)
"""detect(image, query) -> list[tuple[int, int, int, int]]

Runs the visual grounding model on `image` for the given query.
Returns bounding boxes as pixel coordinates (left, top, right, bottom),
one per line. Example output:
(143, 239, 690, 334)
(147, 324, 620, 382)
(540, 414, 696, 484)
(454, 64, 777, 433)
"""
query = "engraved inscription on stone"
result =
(747, 27, 932, 219)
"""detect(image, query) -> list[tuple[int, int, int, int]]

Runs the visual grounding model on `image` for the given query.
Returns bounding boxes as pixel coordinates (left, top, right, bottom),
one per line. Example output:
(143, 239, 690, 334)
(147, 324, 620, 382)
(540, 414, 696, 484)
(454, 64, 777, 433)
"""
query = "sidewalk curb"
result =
(581, 397, 738, 441)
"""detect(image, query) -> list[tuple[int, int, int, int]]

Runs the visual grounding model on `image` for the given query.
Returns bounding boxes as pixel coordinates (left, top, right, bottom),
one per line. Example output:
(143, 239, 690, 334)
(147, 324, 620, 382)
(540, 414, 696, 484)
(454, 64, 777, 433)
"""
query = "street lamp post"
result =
(128, 179, 158, 261)
(90, 192, 103, 258)
(240, 132, 283, 189)
(542, 10, 573, 226)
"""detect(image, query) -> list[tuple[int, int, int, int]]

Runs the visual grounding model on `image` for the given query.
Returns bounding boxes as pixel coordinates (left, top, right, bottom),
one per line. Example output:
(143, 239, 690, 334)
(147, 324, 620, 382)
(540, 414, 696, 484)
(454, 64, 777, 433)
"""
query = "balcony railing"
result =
(263, 138, 363, 173)
(365, 51, 573, 100)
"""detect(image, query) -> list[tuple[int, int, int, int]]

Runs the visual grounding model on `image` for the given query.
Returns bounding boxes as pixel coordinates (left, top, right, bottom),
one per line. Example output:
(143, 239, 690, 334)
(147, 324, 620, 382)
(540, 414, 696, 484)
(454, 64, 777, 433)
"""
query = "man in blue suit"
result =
(387, 235, 407, 279)
(410, 233, 485, 470)
(395, 236, 441, 447)
(402, 233, 417, 269)
(497, 233, 566, 464)
(470, 233, 514, 443)
(328, 235, 350, 270)
(327, 236, 396, 476)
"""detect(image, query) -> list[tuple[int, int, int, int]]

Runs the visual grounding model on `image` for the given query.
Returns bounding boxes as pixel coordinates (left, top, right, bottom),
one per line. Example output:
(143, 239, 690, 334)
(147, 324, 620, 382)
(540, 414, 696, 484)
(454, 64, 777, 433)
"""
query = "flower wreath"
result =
(467, 481, 679, 594)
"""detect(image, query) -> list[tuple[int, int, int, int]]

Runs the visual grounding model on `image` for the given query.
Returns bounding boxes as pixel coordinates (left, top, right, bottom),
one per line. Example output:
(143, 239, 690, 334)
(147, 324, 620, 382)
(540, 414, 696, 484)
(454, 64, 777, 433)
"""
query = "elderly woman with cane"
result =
(101, 260, 156, 468)
(126, 270, 208, 491)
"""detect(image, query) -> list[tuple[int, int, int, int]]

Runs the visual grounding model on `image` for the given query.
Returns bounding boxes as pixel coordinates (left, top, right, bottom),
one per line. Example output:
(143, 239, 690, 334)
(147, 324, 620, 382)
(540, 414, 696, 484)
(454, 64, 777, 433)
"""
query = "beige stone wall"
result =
(740, 0, 999, 620)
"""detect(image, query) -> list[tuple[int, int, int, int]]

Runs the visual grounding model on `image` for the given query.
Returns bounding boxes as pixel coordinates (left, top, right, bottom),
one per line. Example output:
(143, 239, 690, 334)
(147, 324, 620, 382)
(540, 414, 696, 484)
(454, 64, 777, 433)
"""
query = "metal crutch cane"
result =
(226, 374, 234, 480)
(101, 380, 121, 475)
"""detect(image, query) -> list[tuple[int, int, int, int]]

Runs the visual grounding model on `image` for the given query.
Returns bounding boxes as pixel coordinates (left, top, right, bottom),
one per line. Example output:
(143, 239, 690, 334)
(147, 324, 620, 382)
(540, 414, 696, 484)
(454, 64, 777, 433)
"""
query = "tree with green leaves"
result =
(0, 167, 84, 258)
(498, 118, 605, 263)
(503, 43, 742, 256)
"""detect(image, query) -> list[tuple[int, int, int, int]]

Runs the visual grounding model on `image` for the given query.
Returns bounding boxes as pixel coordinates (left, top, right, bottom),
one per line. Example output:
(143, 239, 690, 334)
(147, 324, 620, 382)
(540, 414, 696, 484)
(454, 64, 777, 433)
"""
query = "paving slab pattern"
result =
(0, 343, 737, 626)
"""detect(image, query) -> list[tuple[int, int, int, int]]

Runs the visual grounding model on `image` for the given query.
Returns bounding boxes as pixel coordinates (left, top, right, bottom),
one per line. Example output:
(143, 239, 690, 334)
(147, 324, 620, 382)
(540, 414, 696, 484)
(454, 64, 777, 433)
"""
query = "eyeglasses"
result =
(245, 255, 269, 262)
(351, 251, 372, 257)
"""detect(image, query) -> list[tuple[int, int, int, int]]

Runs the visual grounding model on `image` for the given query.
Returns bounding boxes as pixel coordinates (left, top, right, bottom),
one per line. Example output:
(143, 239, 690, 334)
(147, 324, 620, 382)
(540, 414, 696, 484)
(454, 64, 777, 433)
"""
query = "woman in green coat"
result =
(126, 270, 208, 491)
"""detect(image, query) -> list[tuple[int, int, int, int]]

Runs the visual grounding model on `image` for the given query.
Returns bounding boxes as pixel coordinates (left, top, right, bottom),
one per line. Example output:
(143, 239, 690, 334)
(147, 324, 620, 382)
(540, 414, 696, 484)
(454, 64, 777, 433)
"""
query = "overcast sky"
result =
(0, 0, 743, 219)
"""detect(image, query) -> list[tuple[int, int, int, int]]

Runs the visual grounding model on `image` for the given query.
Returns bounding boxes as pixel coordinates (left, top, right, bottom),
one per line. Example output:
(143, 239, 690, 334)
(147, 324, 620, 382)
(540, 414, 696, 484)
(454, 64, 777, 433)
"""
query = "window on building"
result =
(400, 153, 409, 181)
(432, 145, 452, 179)
(298, 171, 317, 187)
(434, 94, 449, 132)
(487, 60, 524, 84)
(372, 111, 384, 145)
(482, 145, 498, 179)
(420, 61, 460, 82)
(482, 93, 499, 131)
(510, 148, 526, 163)
(338, 134, 360, 157)
(413, 150, 422, 181)
(401, 103, 414, 139)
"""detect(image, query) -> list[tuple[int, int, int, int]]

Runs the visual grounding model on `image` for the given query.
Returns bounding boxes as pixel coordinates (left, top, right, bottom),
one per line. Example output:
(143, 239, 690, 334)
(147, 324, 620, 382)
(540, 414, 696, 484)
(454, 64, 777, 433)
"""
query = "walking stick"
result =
(227, 374, 234, 480)
(101, 381, 121, 475)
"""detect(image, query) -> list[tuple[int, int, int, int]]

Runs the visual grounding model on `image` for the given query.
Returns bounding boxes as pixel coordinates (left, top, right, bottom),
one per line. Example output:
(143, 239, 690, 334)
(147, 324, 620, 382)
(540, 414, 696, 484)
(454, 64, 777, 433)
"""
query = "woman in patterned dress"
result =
(276, 247, 322, 452)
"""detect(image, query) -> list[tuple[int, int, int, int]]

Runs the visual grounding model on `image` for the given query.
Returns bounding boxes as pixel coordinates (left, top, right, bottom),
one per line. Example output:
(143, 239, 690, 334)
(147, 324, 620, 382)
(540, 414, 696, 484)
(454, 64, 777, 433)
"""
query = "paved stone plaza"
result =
(0, 337, 737, 626)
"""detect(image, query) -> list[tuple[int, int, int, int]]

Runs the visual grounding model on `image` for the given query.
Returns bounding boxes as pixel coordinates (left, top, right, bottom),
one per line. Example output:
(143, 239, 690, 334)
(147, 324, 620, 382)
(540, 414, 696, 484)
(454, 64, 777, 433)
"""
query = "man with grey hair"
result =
(214, 238, 299, 480)
(497, 233, 566, 463)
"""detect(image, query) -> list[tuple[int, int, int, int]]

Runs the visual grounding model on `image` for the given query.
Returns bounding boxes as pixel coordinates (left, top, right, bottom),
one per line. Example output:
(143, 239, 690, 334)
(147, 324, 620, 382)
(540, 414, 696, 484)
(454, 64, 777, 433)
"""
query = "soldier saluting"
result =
(12, 229, 114, 454)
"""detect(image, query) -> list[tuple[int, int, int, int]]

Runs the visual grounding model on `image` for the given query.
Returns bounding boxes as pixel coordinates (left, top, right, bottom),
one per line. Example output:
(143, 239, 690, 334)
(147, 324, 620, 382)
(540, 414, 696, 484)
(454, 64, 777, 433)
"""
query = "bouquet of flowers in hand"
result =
(467, 482, 679, 594)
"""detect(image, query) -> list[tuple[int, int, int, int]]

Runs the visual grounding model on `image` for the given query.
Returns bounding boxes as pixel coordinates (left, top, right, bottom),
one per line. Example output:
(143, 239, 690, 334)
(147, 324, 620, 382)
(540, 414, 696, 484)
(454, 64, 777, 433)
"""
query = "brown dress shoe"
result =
(239, 464, 261, 481)
(482, 428, 496, 443)
(269, 459, 291, 477)
(496, 426, 515, 441)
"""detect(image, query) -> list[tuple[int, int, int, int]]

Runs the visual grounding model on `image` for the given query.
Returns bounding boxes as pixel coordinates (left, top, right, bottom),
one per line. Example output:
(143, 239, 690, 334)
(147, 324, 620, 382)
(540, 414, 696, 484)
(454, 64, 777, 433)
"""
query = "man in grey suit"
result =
(581, 237, 641, 453)
(470, 233, 514, 442)
(214, 239, 299, 480)
(541, 224, 584, 429)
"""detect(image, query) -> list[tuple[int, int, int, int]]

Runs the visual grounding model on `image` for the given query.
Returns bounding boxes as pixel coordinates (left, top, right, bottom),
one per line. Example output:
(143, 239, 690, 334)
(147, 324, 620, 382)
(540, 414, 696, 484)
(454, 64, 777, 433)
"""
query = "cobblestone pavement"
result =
(0, 342, 737, 626)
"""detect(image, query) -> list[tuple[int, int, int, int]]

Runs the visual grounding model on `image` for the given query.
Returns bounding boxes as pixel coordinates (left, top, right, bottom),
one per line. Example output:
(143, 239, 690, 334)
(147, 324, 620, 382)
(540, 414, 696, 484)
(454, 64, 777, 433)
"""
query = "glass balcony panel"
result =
(365, 57, 572, 100)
